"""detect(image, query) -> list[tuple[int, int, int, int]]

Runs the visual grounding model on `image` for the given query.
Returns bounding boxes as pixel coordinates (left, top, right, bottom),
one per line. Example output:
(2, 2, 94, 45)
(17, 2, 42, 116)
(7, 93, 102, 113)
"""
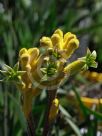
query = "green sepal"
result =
(0, 63, 26, 84)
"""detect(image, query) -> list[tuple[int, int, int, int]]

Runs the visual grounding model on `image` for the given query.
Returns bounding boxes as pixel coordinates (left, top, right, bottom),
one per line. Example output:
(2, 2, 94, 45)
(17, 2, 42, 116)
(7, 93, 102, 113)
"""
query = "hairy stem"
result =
(22, 91, 36, 136)
(27, 112, 36, 136)
(42, 89, 57, 136)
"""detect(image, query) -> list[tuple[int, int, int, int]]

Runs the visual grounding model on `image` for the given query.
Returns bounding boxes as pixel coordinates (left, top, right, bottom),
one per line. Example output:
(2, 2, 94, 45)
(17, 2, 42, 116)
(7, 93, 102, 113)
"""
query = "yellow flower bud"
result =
(40, 37, 53, 48)
(51, 34, 61, 49)
(19, 48, 28, 57)
(19, 49, 37, 92)
(20, 53, 30, 70)
(81, 97, 102, 108)
(54, 29, 63, 38)
(65, 38, 79, 58)
(49, 98, 59, 121)
(28, 48, 39, 57)
(63, 32, 76, 44)
(64, 59, 85, 75)
(28, 48, 39, 66)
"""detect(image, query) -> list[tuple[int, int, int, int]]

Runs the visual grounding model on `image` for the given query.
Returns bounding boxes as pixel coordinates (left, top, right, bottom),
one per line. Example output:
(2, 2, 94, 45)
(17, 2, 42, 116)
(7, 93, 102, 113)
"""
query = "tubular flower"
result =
(64, 59, 85, 75)
(64, 49, 97, 76)
(82, 71, 102, 83)
(81, 97, 102, 108)
(19, 48, 40, 92)
(19, 48, 42, 118)
(49, 98, 59, 121)
(19, 47, 42, 97)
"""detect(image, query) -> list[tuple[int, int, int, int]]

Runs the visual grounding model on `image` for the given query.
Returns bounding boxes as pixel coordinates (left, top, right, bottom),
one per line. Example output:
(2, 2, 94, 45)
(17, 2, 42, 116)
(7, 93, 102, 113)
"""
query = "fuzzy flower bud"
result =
(64, 59, 85, 75)
(40, 37, 53, 48)
(49, 98, 59, 121)
(51, 34, 62, 49)
(65, 38, 79, 59)
(54, 29, 63, 38)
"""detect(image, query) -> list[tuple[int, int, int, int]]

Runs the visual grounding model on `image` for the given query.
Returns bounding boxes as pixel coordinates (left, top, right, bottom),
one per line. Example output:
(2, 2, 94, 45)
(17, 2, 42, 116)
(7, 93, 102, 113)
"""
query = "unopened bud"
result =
(49, 98, 59, 121)
(64, 59, 85, 75)
(40, 37, 52, 48)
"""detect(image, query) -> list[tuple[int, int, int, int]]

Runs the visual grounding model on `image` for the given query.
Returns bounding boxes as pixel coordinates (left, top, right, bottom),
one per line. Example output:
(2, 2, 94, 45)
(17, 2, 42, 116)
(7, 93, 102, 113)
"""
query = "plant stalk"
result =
(27, 112, 36, 136)
(42, 89, 57, 136)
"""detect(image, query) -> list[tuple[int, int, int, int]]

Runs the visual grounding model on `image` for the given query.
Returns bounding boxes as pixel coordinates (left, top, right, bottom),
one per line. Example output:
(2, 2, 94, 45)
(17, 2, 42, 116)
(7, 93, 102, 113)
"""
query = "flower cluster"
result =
(0, 29, 97, 119)
(40, 29, 79, 59)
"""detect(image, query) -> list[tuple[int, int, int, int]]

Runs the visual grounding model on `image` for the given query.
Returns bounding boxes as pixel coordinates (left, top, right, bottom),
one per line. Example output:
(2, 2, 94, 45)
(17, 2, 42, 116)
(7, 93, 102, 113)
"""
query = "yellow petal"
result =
(51, 34, 61, 49)
(64, 32, 76, 42)
(20, 53, 30, 70)
(66, 38, 79, 59)
(28, 48, 39, 65)
(19, 48, 28, 57)
(81, 97, 102, 108)
(63, 32, 76, 48)
(40, 37, 53, 48)
(54, 29, 63, 38)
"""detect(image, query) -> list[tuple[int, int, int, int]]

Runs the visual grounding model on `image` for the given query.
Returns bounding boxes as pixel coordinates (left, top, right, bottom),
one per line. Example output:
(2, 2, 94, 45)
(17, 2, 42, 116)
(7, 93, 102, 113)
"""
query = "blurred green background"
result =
(0, 0, 102, 136)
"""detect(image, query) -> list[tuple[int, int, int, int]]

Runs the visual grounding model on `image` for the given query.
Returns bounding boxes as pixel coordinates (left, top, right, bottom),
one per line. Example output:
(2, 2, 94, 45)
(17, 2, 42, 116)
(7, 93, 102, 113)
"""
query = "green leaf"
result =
(72, 86, 102, 120)
(59, 105, 82, 136)
(72, 86, 88, 117)
(16, 130, 23, 136)
(90, 61, 98, 68)
(41, 74, 48, 81)
(3, 64, 13, 71)
(13, 62, 19, 71)
(7, 92, 26, 130)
